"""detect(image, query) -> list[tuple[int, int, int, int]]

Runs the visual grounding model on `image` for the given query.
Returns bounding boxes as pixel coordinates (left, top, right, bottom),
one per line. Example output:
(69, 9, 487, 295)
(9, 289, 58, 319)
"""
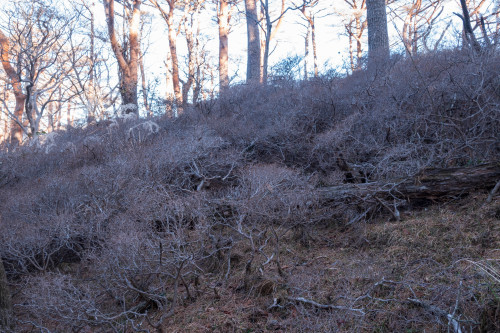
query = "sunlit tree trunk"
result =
(182, 2, 201, 106)
(348, 25, 355, 71)
(218, 0, 230, 91)
(310, 17, 318, 77)
(103, 0, 141, 114)
(167, 7, 183, 109)
(366, 0, 390, 65)
(88, 0, 97, 122)
(0, 30, 26, 145)
(150, 0, 183, 111)
(354, 14, 364, 69)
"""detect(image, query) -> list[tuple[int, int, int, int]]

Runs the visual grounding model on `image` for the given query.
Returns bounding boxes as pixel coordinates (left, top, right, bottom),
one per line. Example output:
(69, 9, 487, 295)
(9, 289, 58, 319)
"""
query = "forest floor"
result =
(144, 194, 500, 332)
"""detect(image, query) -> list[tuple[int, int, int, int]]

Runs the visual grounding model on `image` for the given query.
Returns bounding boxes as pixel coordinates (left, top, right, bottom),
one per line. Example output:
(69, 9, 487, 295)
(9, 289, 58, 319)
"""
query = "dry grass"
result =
(144, 195, 500, 332)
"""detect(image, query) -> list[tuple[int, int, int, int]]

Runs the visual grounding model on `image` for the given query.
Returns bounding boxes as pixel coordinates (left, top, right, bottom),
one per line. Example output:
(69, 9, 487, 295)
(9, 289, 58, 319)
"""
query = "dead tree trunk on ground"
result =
(319, 162, 500, 204)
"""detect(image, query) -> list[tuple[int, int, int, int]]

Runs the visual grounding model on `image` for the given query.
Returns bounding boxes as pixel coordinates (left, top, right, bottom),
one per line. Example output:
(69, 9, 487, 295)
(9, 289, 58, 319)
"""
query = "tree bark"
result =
(244, 0, 261, 84)
(310, 18, 318, 77)
(139, 48, 151, 117)
(103, 0, 141, 114)
(0, 29, 26, 145)
(348, 24, 355, 72)
(304, 23, 309, 79)
(151, 0, 183, 111)
(88, 0, 97, 122)
(319, 162, 500, 203)
(458, 0, 481, 53)
(218, 0, 230, 91)
(0, 256, 13, 331)
(182, 5, 200, 107)
(366, 0, 389, 66)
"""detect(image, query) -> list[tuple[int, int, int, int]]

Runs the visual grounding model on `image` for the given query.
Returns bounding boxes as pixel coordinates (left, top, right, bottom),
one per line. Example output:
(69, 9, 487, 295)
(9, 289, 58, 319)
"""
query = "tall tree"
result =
(298, 0, 320, 77)
(338, 0, 368, 71)
(0, 0, 77, 141)
(103, 0, 141, 114)
(181, 0, 204, 106)
(456, 0, 481, 53)
(150, 0, 184, 111)
(0, 29, 25, 145)
(259, 0, 288, 84)
(245, 0, 261, 83)
(366, 0, 390, 65)
(217, 0, 231, 91)
(394, 0, 445, 56)
(139, 12, 152, 116)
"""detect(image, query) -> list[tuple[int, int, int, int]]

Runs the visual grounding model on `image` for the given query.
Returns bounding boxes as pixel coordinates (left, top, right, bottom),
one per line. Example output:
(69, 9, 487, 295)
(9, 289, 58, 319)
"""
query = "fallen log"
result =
(319, 162, 500, 203)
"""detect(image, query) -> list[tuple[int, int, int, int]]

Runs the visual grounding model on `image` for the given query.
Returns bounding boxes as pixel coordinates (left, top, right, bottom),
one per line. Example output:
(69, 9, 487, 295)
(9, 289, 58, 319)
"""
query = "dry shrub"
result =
(230, 164, 314, 224)
(0, 49, 499, 331)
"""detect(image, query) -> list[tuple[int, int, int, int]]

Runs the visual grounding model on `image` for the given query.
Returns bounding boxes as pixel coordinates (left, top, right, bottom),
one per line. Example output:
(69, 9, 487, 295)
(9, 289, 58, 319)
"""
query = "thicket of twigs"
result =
(0, 50, 499, 332)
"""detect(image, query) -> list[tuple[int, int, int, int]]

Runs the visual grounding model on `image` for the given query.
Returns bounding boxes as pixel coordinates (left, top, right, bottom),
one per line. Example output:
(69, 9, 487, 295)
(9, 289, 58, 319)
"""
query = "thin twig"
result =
(286, 296, 365, 315)
(408, 298, 462, 333)
(486, 179, 500, 203)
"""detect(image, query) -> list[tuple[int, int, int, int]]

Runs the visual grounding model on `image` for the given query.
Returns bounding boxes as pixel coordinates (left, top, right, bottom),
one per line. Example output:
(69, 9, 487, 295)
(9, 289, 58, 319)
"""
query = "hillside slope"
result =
(0, 50, 499, 332)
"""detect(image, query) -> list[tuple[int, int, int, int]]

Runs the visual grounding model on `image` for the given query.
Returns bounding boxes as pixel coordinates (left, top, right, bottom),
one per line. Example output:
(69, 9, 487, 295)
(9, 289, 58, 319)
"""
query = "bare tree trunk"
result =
(261, 0, 286, 84)
(320, 163, 500, 203)
(0, 30, 26, 145)
(402, 4, 413, 56)
(48, 102, 54, 132)
(56, 88, 62, 130)
(150, 0, 184, 111)
(310, 18, 318, 77)
(479, 16, 491, 48)
(412, 18, 418, 54)
(88, 0, 96, 122)
(139, 49, 151, 117)
(340, 0, 366, 70)
(366, 0, 390, 66)
(103, 0, 141, 114)
(0, 256, 13, 331)
(3, 112, 8, 144)
(495, 6, 499, 47)
(182, 5, 200, 107)
(304, 23, 309, 79)
(245, 0, 261, 84)
(218, 0, 229, 91)
(259, 4, 266, 82)
(262, 0, 272, 85)
(354, 16, 364, 70)
(458, 0, 481, 53)
(193, 63, 202, 103)
(348, 26, 355, 72)
(67, 102, 73, 128)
